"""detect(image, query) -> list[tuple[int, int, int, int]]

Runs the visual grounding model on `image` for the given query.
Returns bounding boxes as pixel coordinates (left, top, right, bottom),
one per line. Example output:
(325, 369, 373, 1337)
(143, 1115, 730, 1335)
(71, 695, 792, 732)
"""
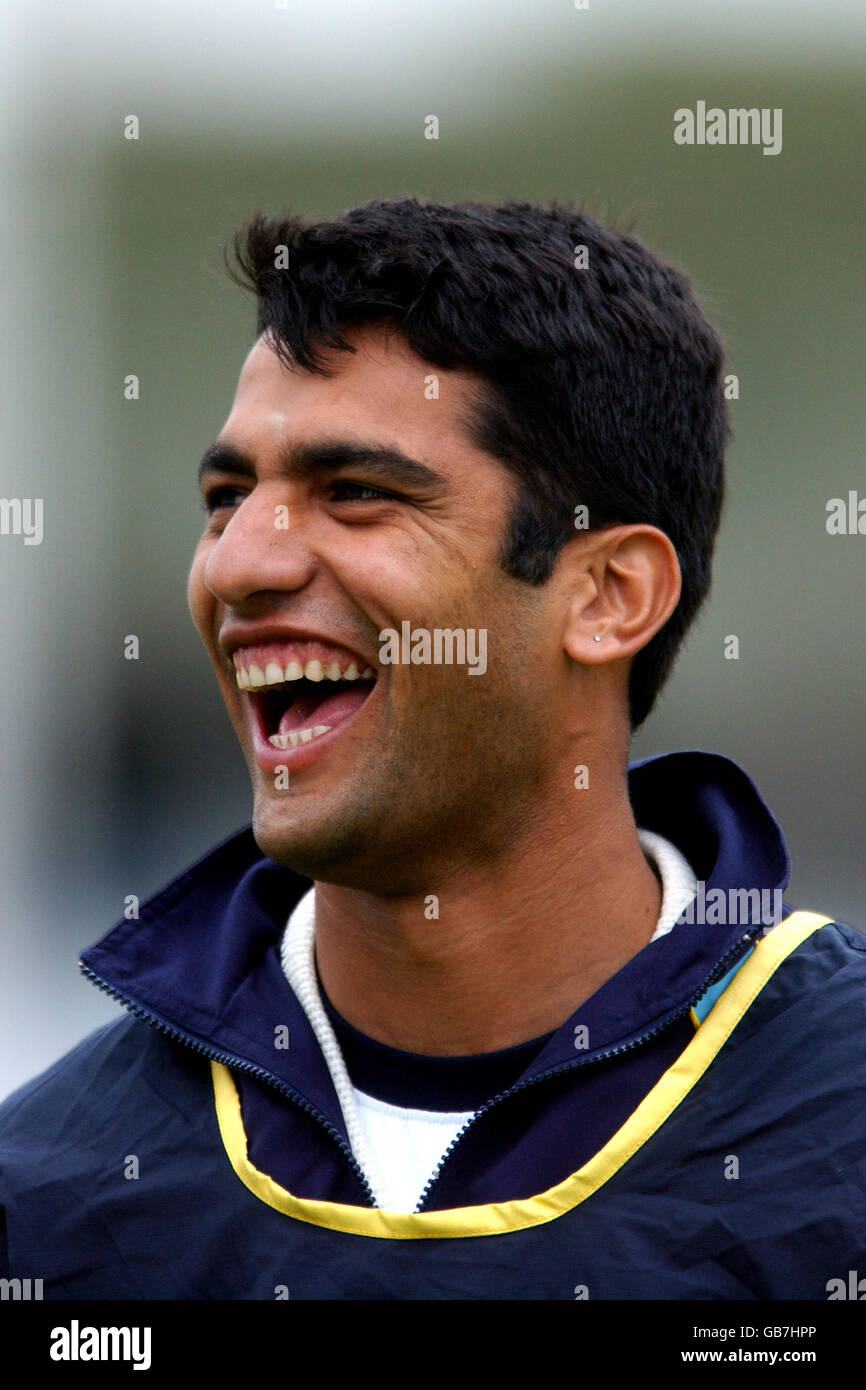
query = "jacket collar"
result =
(80, 749, 791, 1134)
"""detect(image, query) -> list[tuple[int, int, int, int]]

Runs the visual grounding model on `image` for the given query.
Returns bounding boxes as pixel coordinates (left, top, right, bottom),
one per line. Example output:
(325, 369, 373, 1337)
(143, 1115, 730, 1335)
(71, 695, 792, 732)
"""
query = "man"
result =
(1, 198, 863, 1300)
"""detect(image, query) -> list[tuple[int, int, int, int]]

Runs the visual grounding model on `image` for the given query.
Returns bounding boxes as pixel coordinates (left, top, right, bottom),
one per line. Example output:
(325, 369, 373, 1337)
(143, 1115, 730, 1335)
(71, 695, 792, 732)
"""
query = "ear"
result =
(561, 525, 682, 666)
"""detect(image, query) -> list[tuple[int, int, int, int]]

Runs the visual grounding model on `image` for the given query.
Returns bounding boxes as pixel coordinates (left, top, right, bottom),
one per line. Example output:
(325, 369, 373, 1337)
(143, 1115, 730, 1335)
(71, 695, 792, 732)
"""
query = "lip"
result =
(219, 621, 374, 673)
(241, 668, 379, 776)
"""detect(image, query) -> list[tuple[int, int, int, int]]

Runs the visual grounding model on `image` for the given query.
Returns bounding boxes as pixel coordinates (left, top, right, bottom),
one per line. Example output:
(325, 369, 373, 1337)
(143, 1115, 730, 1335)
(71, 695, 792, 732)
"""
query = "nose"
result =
(203, 485, 316, 607)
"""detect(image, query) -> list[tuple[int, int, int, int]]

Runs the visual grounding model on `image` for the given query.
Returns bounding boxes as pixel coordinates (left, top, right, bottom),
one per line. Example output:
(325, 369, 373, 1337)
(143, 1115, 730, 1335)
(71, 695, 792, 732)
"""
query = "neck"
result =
(313, 774, 662, 1056)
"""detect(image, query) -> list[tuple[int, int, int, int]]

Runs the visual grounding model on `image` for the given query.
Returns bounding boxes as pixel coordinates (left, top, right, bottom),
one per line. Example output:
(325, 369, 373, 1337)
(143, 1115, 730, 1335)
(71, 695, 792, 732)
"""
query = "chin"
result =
(251, 800, 367, 882)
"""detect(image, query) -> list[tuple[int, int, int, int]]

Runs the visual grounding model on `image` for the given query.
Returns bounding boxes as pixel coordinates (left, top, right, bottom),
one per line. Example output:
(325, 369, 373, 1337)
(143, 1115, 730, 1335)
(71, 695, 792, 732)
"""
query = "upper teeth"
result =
(235, 658, 376, 690)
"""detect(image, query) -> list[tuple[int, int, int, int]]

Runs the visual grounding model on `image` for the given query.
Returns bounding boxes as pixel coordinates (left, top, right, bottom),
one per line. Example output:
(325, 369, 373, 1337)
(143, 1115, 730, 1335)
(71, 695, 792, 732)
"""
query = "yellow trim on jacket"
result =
(211, 909, 831, 1240)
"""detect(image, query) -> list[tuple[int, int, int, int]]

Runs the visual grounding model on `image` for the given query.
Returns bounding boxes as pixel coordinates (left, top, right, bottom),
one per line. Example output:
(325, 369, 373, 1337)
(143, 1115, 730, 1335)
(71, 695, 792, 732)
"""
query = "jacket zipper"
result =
(82, 928, 757, 1217)
(414, 931, 759, 1212)
(78, 961, 379, 1208)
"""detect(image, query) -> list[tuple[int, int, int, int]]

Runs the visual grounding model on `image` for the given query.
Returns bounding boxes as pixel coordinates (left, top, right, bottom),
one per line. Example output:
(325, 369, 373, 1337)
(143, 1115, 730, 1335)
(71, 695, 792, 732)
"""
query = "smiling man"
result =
(1, 198, 864, 1300)
(191, 321, 675, 1056)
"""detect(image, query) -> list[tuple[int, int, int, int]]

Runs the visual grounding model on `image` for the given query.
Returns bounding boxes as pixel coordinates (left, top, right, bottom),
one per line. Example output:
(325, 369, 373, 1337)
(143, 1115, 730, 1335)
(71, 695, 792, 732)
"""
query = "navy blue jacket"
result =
(1, 750, 864, 1299)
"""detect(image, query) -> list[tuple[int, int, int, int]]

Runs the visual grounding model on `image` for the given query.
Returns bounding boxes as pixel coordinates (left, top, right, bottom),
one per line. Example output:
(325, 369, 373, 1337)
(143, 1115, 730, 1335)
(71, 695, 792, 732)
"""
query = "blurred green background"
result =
(1, 0, 864, 1093)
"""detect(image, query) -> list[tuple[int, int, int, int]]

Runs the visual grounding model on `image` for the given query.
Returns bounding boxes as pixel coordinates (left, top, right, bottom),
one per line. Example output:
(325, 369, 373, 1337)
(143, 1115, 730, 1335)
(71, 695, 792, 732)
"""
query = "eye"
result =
(201, 485, 248, 514)
(329, 479, 398, 503)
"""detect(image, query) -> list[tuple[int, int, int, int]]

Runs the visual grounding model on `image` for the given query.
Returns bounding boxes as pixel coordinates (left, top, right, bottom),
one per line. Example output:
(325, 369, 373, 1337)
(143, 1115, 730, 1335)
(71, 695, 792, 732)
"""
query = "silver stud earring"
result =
(593, 633, 603, 642)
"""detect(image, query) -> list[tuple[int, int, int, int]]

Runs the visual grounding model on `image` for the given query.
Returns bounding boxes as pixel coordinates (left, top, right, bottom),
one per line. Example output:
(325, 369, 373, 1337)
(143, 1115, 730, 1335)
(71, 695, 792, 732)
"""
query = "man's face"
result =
(188, 325, 573, 891)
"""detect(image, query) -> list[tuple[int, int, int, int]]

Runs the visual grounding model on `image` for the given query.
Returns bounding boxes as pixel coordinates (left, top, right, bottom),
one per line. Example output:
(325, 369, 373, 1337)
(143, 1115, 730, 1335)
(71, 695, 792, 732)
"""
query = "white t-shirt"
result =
(280, 828, 698, 1212)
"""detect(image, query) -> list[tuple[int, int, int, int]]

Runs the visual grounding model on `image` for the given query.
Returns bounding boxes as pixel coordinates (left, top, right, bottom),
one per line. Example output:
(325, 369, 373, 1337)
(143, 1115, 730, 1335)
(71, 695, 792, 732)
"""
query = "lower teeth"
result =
(268, 723, 332, 749)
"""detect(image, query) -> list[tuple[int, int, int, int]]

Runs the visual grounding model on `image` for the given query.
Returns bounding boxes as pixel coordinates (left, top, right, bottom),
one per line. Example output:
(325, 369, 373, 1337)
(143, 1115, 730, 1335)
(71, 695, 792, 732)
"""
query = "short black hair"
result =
(226, 197, 728, 730)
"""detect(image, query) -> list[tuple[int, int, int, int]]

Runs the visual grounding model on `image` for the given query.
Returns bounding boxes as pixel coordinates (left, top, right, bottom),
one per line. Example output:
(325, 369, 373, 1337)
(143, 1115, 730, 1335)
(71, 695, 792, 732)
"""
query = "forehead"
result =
(237, 323, 438, 391)
(224, 325, 489, 467)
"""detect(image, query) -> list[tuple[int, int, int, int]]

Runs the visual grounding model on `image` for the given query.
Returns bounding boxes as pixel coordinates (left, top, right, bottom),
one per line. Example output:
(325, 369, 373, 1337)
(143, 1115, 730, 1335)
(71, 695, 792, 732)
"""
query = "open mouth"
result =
(250, 674, 376, 749)
(230, 644, 378, 758)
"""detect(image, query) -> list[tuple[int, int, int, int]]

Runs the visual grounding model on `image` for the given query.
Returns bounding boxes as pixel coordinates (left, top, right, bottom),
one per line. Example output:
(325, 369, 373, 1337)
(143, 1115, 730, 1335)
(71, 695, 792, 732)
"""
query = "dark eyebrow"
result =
(197, 439, 447, 492)
(197, 442, 256, 485)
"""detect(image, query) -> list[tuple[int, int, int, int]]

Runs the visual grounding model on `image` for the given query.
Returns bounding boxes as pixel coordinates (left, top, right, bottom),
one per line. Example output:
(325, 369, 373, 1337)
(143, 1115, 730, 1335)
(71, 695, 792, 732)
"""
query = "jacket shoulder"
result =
(732, 915, 866, 1074)
(787, 914, 866, 972)
(0, 1013, 208, 1166)
(767, 913, 866, 997)
(0, 1015, 218, 1292)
